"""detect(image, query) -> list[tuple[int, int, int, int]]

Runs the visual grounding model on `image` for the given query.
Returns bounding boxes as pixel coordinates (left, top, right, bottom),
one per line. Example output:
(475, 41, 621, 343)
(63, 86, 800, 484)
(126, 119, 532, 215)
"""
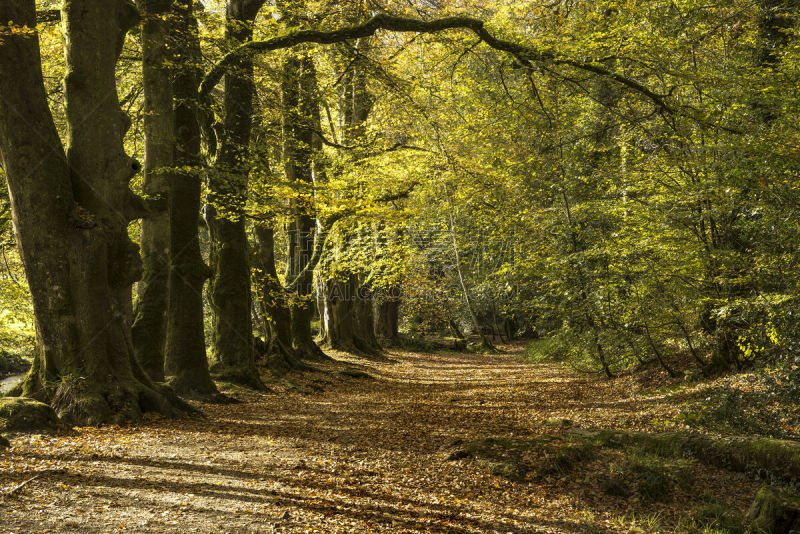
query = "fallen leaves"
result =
(0, 345, 764, 533)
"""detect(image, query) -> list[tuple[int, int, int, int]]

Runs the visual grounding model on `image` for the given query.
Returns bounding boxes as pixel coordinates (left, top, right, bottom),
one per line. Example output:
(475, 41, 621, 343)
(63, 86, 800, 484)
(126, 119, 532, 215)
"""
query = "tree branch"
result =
(199, 13, 671, 112)
(316, 130, 428, 154)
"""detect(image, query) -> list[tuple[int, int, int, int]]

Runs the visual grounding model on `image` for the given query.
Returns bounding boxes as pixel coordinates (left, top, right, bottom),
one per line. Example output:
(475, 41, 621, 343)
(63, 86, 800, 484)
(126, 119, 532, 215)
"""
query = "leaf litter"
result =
(0, 344, 763, 532)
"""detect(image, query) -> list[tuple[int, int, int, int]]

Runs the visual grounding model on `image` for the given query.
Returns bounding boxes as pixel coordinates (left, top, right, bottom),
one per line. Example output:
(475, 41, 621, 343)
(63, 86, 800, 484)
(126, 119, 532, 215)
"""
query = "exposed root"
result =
(49, 379, 190, 426)
(210, 365, 268, 392)
(295, 341, 330, 362)
(0, 397, 68, 433)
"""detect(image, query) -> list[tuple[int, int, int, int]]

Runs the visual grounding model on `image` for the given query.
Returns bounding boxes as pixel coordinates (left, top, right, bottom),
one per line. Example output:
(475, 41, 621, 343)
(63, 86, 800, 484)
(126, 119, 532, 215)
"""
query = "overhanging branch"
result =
(199, 13, 671, 112)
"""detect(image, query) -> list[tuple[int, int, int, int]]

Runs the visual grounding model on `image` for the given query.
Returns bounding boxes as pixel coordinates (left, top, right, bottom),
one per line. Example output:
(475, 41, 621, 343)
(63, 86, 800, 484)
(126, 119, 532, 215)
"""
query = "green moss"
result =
(572, 430, 800, 485)
(747, 485, 800, 534)
(0, 397, 68, 433)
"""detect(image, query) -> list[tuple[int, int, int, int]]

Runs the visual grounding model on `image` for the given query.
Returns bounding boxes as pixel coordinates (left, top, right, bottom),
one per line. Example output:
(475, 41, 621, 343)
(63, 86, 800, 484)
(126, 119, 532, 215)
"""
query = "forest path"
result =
(0, 345, 754, 533)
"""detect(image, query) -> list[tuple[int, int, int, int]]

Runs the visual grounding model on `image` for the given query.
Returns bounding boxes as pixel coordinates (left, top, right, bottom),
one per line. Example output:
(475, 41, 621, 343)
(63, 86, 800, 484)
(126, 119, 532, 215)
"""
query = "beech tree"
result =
(162, 0, 219, 396)
(131, 0, 174, 383)
(0, 0, 185, 423)
(205, 0, 266, 389)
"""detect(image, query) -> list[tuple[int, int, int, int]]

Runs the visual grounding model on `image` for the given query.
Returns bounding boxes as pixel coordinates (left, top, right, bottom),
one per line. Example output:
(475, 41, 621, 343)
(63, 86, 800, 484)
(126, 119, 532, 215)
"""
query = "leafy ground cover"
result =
(0, 344, 788, 533)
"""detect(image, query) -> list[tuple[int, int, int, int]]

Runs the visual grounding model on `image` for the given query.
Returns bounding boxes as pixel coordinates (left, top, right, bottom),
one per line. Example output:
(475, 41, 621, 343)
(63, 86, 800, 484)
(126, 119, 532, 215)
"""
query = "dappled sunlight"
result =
(0, 347, 764, 532)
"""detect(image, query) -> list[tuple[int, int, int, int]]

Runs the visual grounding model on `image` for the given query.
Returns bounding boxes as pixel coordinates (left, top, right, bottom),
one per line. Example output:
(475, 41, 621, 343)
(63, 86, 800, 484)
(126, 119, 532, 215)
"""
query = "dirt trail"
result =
(0, 346, 756, 533)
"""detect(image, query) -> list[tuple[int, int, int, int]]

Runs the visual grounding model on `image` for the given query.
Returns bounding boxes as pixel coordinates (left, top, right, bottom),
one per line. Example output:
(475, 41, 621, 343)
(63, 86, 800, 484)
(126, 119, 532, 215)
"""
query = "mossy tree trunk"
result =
(163, 0, 218, 397)
(131, 0, 175, 382)
(0, 0, 186, 424)
(206, 0, 266, 388)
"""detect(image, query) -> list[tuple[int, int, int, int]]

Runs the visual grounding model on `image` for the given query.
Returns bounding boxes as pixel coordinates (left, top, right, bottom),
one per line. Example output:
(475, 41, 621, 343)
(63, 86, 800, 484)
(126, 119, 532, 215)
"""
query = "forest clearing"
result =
(2, 0, 800, 532)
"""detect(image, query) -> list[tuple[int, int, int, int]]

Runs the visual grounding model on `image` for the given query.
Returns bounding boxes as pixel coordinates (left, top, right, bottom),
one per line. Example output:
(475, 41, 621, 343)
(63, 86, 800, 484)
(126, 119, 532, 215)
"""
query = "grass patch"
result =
(580, 429, 800, 487)
(678, 500, 745, 534)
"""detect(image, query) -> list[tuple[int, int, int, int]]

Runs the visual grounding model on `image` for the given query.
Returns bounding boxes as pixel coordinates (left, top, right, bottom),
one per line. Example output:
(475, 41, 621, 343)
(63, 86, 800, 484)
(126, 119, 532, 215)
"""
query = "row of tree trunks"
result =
(2, 0, 421, 427)
(0, 0, 185, 424)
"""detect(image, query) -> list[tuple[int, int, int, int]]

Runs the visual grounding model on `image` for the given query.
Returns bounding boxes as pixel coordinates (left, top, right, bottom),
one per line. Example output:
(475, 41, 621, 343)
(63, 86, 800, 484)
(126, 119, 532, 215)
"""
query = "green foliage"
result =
(675, 364, 800, 439)
(0, 178, 34, 369)
(524, 337, 569, 363)
(371, 0, 800, 378)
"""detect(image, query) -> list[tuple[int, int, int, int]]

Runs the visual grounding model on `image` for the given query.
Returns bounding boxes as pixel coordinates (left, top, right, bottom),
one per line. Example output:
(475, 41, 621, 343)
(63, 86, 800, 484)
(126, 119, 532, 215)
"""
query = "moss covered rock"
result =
(747, 485, 800, 534)
(0, 397, 68, 433)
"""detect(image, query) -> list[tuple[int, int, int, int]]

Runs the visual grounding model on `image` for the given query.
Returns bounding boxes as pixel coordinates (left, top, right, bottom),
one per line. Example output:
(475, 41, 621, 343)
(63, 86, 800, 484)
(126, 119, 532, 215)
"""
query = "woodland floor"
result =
(0, 344, 763, 533)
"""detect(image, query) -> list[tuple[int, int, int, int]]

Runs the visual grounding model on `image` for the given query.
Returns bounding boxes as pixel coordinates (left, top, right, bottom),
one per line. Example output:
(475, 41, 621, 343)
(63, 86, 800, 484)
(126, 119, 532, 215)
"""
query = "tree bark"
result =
(206, 0, 266, 388)
(0, 0, 186, 424)
(131, 0, 175, 382)
(375, 295, 400, 344)
(163, 0, 218, 397)
(281, 53, 327, 361)
(253, 223, 299, 371)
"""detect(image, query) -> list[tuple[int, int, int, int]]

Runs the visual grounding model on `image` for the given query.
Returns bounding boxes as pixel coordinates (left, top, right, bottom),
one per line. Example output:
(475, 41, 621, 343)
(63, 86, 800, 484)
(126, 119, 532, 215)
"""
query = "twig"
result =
(2, 474, 40, 498)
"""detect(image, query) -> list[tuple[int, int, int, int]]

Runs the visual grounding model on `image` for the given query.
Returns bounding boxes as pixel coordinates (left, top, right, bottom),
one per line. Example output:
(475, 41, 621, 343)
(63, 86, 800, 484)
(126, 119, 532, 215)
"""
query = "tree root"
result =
(210, 365, 268, 392)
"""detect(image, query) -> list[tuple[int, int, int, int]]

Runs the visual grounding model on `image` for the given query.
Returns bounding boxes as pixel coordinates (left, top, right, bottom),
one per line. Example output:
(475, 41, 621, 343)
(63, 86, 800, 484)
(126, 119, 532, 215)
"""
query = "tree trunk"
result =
(0, 0, 185, 424)
(324, 272, 379, 355)
(206, 0, 266, 388)
(131, 0, 175, 382)
(253, 223, 299, 371)
(281, 52, 327, 361)
(375, 293, 400, 345)
(163, 0, 218, 397)
(321, 40, 382, 356)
